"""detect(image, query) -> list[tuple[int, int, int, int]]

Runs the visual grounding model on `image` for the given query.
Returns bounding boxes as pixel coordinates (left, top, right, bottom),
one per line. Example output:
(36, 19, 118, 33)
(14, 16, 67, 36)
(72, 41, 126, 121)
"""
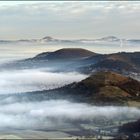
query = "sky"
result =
(0, 1, 140, 40)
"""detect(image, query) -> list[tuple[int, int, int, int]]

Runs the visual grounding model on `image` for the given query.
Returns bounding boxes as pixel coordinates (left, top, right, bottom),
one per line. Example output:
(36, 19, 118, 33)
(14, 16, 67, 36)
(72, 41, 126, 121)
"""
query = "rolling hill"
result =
(33, 48, 96, 60)
(15, 71, 140, 106)
(61, 71, 140, 105)
(0, 48, 139, 75)
(79, 52, 140, 74)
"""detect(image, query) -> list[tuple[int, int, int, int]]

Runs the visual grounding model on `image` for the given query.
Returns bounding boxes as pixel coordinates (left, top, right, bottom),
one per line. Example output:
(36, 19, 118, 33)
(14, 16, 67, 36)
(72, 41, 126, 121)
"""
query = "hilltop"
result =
(34, 48, 96, 60)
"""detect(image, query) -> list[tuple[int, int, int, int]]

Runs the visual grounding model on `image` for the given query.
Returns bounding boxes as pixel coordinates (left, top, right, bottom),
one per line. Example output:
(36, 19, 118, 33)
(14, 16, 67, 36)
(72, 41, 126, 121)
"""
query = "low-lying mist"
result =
(0, 69, 87, 94)
(0, 99, 140, 130)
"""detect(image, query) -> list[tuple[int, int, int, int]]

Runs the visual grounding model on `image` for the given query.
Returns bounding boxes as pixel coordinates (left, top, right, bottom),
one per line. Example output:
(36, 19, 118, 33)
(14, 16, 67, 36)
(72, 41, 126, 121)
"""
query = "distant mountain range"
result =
(1, 48, 140, 75)
(32, 48, 140, 74)
(0, 36, 140, 44)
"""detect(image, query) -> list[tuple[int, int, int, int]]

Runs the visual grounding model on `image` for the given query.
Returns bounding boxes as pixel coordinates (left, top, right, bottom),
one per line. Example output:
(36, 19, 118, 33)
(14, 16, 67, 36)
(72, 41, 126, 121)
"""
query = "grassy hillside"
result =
(61, 71, 140, 105)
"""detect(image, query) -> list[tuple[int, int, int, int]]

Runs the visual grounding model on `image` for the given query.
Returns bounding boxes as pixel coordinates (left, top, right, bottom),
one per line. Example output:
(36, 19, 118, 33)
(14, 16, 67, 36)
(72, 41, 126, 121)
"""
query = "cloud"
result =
(0, 2, 139, 39)
(0, 69, 87, 94)
(0, 99, 140, 130)
(1, 2, 139, 17)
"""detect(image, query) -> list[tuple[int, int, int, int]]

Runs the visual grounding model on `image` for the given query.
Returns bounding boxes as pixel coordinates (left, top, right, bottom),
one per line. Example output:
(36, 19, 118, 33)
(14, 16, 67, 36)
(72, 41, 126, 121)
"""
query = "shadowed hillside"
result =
(119, 119, 140, 133)
(0, 48, 139, 75)
(79, 52, 140, 74)
(117, 119, 140, 139)
(34, 48, 96, 60)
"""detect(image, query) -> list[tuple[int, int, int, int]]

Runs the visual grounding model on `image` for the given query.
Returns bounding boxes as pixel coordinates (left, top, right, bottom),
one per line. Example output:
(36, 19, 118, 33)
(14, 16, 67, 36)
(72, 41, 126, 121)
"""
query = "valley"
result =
(0, 47, 139, 139)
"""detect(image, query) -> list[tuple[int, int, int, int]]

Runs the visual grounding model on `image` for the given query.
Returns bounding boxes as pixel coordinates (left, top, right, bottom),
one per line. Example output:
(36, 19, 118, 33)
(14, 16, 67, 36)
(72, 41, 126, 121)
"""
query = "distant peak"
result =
(100, 36, 119, 41)
(102, 36, 118, 39)
(42, 36, 54, 40)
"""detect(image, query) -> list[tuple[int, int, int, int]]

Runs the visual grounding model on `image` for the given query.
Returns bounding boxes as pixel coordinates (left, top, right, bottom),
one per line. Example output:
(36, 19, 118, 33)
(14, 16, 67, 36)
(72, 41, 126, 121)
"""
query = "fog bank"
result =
(0, 99, 139, 130)
(0, 69, 87, 94)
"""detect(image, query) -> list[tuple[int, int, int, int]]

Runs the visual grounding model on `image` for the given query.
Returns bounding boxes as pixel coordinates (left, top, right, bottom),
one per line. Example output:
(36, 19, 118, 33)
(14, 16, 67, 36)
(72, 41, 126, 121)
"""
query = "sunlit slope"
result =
(20, 71, 140, 106)
(63, 71, 140, 105)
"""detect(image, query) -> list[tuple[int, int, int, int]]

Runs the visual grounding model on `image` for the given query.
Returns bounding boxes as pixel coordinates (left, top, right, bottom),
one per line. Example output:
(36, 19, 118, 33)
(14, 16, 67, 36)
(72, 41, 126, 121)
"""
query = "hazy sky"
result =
(0, 1, 140, 40)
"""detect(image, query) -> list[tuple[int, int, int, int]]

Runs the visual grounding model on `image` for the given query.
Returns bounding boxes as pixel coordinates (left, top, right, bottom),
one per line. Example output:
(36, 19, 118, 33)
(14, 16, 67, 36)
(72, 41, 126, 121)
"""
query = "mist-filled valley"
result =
(0, 99, 140, 130)
(0, 39, 139, 139)
(0, 69, 87, 94)
(0, 1, 140, 139)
